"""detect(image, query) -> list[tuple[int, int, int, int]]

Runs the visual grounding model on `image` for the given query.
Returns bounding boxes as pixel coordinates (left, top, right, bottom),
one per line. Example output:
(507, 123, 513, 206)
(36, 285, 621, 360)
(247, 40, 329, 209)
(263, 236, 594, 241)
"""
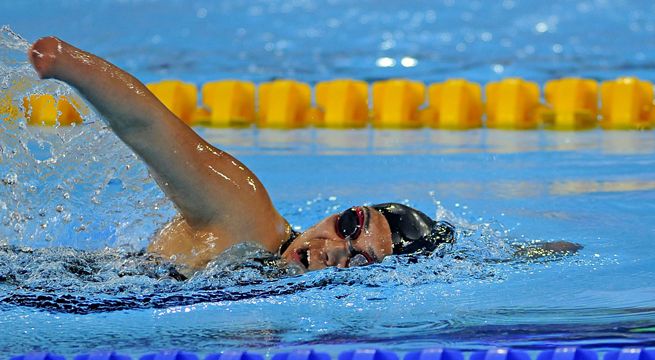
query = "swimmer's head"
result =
(280, 203, 455, 272)
(372, 203, 456, 255)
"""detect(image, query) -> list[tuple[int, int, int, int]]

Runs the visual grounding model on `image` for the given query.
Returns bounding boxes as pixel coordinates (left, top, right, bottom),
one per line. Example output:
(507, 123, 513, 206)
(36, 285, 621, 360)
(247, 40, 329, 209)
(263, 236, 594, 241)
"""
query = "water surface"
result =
(1, 0, 655, 357)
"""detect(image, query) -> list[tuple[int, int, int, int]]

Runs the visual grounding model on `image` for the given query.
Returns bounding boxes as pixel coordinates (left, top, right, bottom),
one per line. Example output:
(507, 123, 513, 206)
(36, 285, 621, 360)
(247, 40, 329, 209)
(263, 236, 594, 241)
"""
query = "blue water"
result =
(1, 0, 655, 358)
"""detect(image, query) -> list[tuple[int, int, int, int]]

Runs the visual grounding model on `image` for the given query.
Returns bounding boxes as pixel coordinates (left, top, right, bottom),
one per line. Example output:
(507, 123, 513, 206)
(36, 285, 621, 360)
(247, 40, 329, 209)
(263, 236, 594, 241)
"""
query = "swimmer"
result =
(27, 37, 580, 275)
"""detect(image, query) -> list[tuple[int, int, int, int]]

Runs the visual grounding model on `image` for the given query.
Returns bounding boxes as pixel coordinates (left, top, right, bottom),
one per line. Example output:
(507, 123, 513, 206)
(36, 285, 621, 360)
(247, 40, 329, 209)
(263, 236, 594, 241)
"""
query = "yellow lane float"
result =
(146, 80, 197, 125)
(600, 77, 654, 130)
(425, 79, 482, 129)
(544, 78, 598, 130)
(23, 94, 83, 126)
(486, 78, 542, 130)
(13, 76, 655, 131)
(258, 80, 312, 128)
(201, 80, 255, 127)
(372, 79, 425, 128)
(315, 79, 369, 128)
(1, 93, 21, 122)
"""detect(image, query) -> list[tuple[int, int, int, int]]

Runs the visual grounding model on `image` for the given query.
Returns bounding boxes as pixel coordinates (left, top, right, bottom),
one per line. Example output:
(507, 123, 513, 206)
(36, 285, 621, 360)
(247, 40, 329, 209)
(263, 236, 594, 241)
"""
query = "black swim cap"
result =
(372, 203, 456, 255)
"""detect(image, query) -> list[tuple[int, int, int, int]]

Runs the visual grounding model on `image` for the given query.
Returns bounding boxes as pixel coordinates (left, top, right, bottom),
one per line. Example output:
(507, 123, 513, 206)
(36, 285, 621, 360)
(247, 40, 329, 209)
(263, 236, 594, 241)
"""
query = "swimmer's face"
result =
(281, 206, 394, 272)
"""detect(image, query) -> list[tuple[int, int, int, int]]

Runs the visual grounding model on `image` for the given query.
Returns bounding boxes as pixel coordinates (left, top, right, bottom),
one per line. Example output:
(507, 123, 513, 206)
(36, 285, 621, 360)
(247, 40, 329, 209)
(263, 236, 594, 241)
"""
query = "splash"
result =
(0, 27, 583, 316)
(0, 26, 30, 70)
(0, 27, 173, 249)
(0, 195, 583, 315)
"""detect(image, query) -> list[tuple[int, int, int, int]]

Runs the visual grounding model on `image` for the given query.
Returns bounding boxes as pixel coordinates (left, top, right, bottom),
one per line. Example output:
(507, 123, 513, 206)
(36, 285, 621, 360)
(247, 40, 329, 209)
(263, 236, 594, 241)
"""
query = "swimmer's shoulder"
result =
(147, 215, 238, 270)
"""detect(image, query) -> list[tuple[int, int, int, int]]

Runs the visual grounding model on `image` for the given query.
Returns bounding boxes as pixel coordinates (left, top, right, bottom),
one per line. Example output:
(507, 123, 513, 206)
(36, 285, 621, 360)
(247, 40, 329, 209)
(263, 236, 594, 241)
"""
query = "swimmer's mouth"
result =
(296, 248, 310, 269)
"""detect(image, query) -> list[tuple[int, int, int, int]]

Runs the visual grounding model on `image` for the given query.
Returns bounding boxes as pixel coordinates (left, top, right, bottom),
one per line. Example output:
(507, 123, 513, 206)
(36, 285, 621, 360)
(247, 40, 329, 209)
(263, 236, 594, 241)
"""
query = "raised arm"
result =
(29, 37, 289, 254)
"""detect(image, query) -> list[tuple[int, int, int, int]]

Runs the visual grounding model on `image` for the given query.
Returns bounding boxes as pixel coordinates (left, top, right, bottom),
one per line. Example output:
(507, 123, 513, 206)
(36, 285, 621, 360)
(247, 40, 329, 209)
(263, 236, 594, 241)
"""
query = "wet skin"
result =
(28, 36, 394, 272)
(281, 206, 394, 272)
(28, 36, 291, 270)
(27, 37, 580, 273)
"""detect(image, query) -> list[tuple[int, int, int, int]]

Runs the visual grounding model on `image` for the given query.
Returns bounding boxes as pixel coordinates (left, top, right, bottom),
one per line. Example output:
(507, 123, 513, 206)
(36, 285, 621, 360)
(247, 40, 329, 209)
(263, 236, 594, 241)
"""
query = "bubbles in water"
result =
(0, 27, 173, 250)
(0, 190, 589, 316)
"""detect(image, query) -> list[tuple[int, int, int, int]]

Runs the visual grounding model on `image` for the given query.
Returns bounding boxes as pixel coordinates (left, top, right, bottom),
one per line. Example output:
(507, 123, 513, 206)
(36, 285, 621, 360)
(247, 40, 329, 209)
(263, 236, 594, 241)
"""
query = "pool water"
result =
(1, 0, 655, 358)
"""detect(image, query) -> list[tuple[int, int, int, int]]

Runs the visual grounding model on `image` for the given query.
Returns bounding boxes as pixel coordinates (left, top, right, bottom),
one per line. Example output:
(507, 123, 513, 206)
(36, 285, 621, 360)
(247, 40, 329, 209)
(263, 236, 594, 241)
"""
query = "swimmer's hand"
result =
(513, 240, 583, 259)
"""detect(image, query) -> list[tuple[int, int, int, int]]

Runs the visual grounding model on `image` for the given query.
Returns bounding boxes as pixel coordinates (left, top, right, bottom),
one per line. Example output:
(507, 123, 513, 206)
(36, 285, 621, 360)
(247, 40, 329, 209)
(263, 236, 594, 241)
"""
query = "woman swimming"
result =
(27, 37, 575, 275)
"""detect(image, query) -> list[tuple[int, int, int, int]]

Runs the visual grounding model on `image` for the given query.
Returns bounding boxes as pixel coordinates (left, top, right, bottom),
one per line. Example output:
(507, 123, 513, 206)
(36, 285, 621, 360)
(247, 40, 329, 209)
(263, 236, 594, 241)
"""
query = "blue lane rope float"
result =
(9, 347, 655, 360)
(405, 348, 464, 360)
(605, 348, 655, 360)
(339, 349, 398, 360)
(272, 350, 331, 360)
(73, 352, 132, 360)
(139, 351, 199, 360)
(470, 348, 531, 360)
(537, 347, 598, 360)
(206, 352, 264, 360)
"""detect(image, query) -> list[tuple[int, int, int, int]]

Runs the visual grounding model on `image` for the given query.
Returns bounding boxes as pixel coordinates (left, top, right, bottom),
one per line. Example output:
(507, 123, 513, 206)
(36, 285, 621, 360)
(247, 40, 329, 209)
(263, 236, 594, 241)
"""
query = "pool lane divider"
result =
(4, 77, 655, 130)
(20, 94, 85, 126)
(8, 347, 655, 360)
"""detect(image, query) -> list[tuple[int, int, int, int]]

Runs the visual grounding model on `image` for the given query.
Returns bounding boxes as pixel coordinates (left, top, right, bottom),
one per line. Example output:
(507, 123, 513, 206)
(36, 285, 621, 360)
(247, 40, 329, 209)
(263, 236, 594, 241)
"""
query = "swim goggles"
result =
(335, 207, 375, 267)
